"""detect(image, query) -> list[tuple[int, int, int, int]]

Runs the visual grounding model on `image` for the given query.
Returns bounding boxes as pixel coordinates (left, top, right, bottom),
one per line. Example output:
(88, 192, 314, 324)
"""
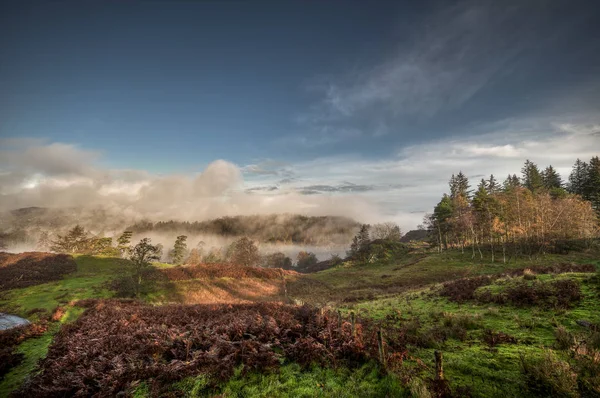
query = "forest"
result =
(423, 157, 600, 260)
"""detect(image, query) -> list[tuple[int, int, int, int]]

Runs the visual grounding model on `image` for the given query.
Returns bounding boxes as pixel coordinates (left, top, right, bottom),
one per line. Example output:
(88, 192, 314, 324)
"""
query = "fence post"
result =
(377, 329, 386, 368)
(351, 311, 356, 337)
(435, 351, 444, 380)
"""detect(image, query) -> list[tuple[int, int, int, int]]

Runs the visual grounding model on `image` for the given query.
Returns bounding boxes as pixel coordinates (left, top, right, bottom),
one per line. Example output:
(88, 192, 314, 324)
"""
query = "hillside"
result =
(1, 248, 599, 397)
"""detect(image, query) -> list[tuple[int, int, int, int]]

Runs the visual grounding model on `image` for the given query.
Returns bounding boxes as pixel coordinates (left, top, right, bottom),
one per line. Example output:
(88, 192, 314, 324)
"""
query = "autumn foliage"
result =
(17, 300, 405, 397)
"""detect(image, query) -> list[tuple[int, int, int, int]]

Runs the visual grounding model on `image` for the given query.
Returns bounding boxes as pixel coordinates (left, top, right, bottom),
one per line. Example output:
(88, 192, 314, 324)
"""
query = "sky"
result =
(1, 0, 600, 230)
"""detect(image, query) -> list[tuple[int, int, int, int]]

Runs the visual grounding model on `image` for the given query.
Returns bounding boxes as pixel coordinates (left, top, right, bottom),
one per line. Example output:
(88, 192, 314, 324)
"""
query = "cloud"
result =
(283, 0, 594, 149)
(256, 121, 600, 229)
(0, 140, 380, 226)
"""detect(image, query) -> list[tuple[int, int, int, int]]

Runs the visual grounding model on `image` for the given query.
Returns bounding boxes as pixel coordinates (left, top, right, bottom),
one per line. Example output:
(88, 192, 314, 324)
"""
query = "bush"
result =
(439, 276, 496, 302)
(554, 326, 574, 350)
(476, 279, 582, 309)
(520, 350, 578, 397)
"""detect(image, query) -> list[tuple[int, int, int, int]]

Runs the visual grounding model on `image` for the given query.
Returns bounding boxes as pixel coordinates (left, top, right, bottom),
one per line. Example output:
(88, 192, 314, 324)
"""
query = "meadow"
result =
(1, 249, 599, 397)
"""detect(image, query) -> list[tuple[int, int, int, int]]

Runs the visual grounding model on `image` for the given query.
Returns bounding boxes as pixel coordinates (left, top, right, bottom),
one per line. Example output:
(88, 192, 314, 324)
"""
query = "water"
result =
(0, 313, 30, 330)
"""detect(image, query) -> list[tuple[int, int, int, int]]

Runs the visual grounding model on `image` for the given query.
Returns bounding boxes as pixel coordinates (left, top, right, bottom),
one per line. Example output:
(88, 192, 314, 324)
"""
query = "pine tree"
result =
(170, 235, 188, 265)
(487, 174, 499, 195)
(117, 231, 133, 257)
(450, 171, 471, 199)
(503, 174, 521, 191)
(432, 195, 453, 251)
(567, 158, 588, 195)
(541, 165, 562, 189)
(521, 160, 544, 192)
(584, 156, 600, 212)
(348, 224, 371, 260)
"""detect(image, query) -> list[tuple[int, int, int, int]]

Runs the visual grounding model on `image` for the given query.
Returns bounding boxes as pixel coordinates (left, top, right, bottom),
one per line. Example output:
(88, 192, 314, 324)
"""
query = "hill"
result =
(1, 248, 599, 397)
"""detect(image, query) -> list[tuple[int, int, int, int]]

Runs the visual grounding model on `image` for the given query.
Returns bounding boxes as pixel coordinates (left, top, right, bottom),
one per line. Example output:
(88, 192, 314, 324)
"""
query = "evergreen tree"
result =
(432, 194, 453, 251)
(117, 231, 133, 257)
(51, 225, 89, 253)
(348, 224, 371, 260)
(487, 174, 499, 195)
(169, 235, 188, 265)
(584, 156, 600, 212)
(541, 165, 562, 189)
(503, 174, 520, 191)
(521, 160, 544, 192)
(450, 171, 471, 199)
(567, 158, 588, 195)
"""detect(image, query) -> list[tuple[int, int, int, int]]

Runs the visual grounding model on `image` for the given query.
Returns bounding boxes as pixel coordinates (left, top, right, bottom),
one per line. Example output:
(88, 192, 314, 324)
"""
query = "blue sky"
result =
(1, 1, 599, 228)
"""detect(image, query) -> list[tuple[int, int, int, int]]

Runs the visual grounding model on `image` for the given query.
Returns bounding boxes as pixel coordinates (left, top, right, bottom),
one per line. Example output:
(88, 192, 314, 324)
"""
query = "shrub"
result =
(554, 326, 574, 350)
(520, 350, 578, 397)
(523, 268, 537, 280)
(439, 276, 496, 302)
(482, 329, 517, 347)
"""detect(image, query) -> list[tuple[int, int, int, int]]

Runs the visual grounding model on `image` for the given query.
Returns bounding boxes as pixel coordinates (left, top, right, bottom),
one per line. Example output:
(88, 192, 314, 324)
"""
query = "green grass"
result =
(339, 270, 600, 397)
(134, 363, 407, 398)
(290, 250, 600, 305)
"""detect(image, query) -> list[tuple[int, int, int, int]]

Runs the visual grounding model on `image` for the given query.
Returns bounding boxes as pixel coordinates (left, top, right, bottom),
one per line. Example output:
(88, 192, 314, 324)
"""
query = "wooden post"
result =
(377, 329, 386, 368)
(435, 351, 444, 380)
(337, 309, 342, 330)
(351, 311, 356, 337)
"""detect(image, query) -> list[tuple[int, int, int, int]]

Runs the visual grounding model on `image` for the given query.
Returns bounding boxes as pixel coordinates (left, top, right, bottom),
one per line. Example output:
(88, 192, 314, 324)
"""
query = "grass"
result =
(289, 250, 600, 305)
(338, 269, 600, 397)
(134, 363, 407, 398)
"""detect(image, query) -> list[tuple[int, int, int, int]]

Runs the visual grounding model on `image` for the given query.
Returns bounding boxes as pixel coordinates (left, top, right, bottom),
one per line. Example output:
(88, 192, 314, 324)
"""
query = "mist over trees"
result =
(424, 157, 600, 260)
(127, 215, 359, 245)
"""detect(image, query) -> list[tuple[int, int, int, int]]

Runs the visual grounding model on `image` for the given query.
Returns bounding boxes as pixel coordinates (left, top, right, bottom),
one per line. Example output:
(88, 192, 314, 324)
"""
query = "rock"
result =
(0, 313, 30, 330)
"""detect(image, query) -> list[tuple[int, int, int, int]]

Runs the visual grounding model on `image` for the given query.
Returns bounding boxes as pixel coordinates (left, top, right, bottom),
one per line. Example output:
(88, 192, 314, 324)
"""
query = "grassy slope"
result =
(289, 250, 600, 305)
(1, 251, 599, 397)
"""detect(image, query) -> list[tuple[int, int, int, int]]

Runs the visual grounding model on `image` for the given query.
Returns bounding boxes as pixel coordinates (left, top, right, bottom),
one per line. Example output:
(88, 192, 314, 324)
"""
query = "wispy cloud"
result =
(284, 0, 590, 148)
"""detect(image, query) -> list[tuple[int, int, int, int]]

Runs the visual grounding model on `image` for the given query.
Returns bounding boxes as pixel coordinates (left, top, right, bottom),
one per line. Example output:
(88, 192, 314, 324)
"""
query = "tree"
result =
(541, 165, 562, 190)
(450, 172, 471, 199)
(348, 224, 371, 260)
(487, 174, 500, 195)
(432, 194, 453, 251)
(262, 252, 292, 269)
(296, 251, 318, 268)
(503, 174, 521, 191)
(51, 225, 89, 253)
(117, 231, 133, 257)
(567, 158, 588, 195)
(169, 235, 188, 265)
(583, 156, 600, 213)
(521, 160, 544, 192)
(186, 248, 203, 265)
(371, 222, 402, 241)
(88, 237, 118, 256)
(129, 238, 161, 290)
(227, 237, 260, 266)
